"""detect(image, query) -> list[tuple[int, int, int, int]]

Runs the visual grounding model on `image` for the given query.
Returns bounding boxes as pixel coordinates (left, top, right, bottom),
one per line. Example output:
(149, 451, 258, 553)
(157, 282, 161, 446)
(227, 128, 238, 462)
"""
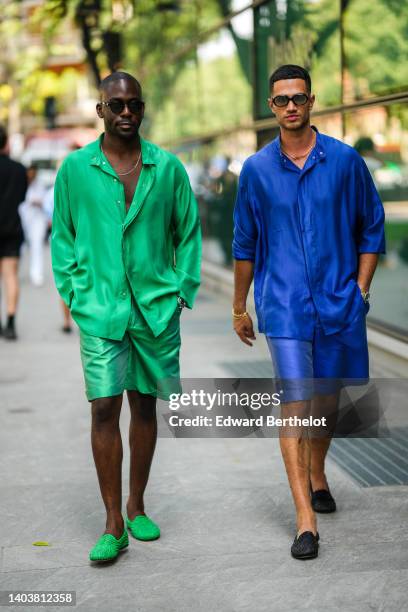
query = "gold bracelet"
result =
(232, 309, 248, 319)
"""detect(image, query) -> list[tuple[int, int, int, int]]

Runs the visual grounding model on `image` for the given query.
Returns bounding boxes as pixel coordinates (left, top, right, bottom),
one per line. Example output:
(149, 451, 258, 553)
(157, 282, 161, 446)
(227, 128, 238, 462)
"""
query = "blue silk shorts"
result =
(266, 304, 369, 402)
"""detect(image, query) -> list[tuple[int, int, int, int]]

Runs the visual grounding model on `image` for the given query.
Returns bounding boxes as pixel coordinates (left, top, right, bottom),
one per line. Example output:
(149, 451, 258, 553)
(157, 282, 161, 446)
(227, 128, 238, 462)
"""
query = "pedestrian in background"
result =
(19, 165, 48, 287)
(0, 125, 28, 340)
(43, 182, 72, 333)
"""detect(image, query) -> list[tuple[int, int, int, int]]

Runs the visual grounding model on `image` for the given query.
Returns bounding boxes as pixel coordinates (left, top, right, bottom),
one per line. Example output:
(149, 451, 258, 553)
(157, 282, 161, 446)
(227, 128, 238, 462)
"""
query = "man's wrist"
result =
(177, 296, 186, 310)
(358, 282, 370, 298)
(357, 279, 370, 291)
(233, 304, 247, 314)
(232, 308, 249, 320)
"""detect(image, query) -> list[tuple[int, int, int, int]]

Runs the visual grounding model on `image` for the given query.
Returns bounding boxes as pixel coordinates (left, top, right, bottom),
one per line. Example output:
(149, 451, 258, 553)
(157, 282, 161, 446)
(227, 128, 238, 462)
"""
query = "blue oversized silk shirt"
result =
(232, 127, 386, 340)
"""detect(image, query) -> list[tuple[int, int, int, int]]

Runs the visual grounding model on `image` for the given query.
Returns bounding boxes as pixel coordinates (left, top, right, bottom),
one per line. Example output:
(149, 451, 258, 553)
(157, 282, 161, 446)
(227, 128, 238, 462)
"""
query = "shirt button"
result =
(114, 178, 117, 182)
(102, 161, 105, 164)
(121, 291, 127, 298)
(117, 200, 121, 204)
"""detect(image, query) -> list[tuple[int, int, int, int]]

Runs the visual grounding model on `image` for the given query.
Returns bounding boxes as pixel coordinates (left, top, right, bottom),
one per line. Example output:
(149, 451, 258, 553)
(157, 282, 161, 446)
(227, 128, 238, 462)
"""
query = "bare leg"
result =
(310, 392, 340, 491)
(279, 400, 317, 535)
(310, 438, 331, 491)
(1, 257, 19, 316)
(91, 395, 124, 538)
(126, 391, 157, 520)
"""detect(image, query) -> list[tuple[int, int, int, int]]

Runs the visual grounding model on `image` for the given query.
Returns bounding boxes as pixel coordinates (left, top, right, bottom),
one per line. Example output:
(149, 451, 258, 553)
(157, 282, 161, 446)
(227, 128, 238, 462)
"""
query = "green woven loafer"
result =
(89, 529, 129, 562)
(126, 515, 160, 541)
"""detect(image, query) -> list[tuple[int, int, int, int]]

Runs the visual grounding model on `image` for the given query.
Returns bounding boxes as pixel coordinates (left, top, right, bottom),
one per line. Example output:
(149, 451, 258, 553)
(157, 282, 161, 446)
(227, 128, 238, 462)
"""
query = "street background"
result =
(1, 250, 407, 611)
(1, 0, 408, 609)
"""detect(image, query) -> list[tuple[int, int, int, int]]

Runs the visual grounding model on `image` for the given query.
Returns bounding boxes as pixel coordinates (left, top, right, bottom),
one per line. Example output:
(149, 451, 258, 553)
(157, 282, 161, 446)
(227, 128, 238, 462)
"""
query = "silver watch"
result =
(177, 296, 186, 310)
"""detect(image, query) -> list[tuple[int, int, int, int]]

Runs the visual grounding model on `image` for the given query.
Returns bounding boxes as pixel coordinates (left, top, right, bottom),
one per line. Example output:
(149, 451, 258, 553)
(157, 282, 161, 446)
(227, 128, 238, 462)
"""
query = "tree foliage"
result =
(1, 0, 408, 138)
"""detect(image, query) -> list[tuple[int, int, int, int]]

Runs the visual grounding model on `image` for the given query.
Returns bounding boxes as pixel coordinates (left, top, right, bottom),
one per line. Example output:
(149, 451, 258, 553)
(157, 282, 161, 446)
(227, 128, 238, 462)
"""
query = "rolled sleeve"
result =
(232, 163, 257, 261)
(355, 156, 386, 254)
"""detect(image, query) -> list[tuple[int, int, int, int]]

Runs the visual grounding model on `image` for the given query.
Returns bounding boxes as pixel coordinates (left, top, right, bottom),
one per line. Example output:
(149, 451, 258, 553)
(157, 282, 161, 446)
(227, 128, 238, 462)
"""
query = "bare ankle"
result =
(297, 510, 317, 535)
(126, 499, 144, 519)
(310, 471, 328, 490)
(105, 513, 124, 537)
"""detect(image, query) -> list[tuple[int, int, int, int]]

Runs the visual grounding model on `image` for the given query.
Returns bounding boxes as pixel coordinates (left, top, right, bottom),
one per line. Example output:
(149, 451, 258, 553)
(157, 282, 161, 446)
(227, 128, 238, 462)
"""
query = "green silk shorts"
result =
(79, 301, 181, 401)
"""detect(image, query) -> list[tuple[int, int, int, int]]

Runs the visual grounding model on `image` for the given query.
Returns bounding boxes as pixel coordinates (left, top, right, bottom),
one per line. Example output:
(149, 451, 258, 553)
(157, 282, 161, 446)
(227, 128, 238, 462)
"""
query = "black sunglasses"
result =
(271, 93, 309, 107)
(101, 98, 145, 115)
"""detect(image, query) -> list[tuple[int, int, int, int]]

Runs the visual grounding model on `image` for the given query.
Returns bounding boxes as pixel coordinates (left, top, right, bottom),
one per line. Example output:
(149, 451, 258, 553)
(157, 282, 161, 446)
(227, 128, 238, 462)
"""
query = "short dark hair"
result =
(99, 72, 142, 99)
(0, 124, 7, 149)
(269, 64, 311, 93)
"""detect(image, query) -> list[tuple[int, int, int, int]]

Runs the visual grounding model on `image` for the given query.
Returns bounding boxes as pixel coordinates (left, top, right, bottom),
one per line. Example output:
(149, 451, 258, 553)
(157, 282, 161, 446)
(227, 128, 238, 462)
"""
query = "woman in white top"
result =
(43, 181, 72, 333)
(19, 166, 48, 287)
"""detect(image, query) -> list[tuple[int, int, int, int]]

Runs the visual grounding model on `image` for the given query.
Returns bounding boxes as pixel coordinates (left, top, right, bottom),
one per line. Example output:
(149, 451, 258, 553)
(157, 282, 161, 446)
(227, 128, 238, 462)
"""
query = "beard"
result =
(105, 119, 141, 140)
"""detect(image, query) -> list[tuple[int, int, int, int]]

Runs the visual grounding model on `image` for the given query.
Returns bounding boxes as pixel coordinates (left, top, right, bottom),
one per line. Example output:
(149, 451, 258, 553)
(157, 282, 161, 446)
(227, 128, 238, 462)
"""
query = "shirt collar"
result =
(273, 125, 326, 167)
(89, 134, 156, 166)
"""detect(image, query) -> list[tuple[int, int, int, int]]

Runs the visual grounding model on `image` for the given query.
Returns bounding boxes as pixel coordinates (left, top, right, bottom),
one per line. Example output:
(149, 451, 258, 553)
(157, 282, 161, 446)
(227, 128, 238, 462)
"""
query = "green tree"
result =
(344, 0, 408, 99)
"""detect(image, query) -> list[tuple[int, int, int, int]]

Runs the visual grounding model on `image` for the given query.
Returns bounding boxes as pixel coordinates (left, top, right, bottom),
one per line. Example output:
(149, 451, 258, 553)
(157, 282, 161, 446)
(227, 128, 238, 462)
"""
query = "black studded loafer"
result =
(311, 488, 337, 513)
(291, 531, 319, 560)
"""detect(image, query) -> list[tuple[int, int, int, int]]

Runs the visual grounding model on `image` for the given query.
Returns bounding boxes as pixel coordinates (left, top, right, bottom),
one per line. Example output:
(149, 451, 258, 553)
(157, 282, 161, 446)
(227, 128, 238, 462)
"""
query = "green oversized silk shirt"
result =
(51, 135, 201, 340)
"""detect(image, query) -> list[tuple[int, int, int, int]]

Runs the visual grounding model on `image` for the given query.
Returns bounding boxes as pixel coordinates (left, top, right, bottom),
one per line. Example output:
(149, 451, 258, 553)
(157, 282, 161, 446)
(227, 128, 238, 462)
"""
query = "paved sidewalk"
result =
(0, 250, 407, 612)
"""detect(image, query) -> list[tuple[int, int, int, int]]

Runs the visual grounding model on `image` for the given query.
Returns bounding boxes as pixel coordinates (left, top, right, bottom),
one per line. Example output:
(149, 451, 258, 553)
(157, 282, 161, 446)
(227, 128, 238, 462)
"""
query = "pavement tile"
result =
(0, 253, 407, 611)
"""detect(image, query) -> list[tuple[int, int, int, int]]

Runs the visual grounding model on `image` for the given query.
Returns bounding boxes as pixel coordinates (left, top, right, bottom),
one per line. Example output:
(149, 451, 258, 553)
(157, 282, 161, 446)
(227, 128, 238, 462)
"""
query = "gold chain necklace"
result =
(101, 145, 142, 176)
(281, 134, 316, 161)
